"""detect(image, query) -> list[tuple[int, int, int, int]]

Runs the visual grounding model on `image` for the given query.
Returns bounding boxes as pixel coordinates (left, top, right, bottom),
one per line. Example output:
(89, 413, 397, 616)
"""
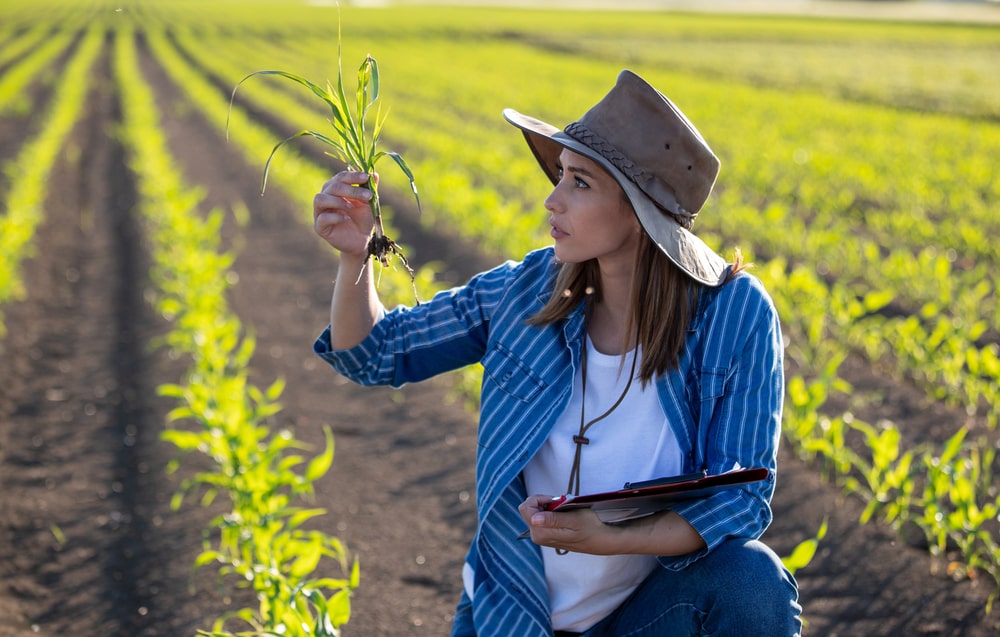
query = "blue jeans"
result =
(452, 538, 802, 637)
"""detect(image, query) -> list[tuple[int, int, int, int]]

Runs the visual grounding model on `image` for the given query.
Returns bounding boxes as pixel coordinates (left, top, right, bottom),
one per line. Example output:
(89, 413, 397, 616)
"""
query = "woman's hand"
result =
(313, 171, 377, 263)
(317, 171, 383, 350)
(518, 495, 707, 557)
(518, 494, 620, 555)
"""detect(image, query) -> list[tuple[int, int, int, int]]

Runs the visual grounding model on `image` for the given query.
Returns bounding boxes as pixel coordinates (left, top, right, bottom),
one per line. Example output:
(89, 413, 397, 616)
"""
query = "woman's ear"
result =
(615, 188, 642, 235)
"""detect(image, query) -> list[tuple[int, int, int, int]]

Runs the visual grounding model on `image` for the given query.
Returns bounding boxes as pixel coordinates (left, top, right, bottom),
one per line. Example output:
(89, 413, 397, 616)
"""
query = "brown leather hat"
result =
(503, 69, 727, 286)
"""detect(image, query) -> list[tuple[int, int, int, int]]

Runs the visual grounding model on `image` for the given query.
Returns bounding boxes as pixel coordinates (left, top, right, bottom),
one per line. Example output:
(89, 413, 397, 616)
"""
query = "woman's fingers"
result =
(315, 173, 371, 216)
(318, 170, 378, 202)
(313, 171, 377, 256)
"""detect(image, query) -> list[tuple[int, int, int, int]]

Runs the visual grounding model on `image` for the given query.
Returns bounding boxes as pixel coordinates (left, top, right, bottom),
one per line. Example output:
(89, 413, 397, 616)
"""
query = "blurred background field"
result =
(1, 1, 999, 634)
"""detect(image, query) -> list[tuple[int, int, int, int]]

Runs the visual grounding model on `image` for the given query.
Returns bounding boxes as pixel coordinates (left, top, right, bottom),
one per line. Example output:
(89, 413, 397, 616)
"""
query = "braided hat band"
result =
(563, 121, 699, 231)
(503, 70, 728, 287)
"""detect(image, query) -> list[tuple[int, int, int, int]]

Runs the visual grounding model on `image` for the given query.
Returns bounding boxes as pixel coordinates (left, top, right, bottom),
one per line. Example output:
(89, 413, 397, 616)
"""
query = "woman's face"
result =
(545, 149, 641, 266)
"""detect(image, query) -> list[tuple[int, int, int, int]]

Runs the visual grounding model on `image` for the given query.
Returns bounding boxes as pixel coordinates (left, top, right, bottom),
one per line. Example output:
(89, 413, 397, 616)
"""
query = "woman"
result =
(312, 70, 802, 636)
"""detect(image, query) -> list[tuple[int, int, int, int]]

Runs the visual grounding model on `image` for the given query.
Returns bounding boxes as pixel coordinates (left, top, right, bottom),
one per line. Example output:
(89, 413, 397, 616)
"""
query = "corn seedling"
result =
(228, 18, 420, 297)
(844, 418, 919, 529)
(782, 517, 828, 576)
(918, 428, 1000, 611)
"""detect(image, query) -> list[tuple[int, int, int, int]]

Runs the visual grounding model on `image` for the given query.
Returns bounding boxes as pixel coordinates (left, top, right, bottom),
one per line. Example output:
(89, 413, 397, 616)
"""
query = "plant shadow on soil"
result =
(1, 25, 999, 637)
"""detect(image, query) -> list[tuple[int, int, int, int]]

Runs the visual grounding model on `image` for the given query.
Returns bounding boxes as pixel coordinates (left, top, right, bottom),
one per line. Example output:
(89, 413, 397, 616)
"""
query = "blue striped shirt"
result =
(314, 246, 784, 636)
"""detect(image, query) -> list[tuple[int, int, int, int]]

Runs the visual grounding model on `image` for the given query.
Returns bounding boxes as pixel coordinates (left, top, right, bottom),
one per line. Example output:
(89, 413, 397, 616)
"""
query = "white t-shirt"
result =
(522, 338, 684, 632)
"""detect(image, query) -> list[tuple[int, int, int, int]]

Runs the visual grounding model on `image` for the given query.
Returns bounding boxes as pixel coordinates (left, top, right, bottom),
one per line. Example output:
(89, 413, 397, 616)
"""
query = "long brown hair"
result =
(528, 234, 746, 386)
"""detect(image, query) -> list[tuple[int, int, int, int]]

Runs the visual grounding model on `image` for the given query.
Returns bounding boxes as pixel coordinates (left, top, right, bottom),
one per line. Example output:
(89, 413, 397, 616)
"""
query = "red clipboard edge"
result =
(548, 467, 771, 514)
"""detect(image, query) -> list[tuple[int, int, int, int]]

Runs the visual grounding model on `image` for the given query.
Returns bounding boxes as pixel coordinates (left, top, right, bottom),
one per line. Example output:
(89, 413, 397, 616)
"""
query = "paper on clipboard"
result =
(545, 467, 770, 524)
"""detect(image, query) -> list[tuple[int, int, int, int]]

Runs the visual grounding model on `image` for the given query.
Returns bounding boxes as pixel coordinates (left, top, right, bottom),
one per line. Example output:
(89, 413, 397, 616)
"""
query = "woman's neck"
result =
(588, 264, 634, 355)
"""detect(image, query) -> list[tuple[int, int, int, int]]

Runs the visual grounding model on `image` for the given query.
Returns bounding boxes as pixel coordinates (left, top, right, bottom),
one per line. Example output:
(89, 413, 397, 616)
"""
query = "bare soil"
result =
(1, 26, 999, 637)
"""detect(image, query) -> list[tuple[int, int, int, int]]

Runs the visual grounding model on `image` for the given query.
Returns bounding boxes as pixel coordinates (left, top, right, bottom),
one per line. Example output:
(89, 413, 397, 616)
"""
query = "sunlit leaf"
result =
(305, 427, 336, 482)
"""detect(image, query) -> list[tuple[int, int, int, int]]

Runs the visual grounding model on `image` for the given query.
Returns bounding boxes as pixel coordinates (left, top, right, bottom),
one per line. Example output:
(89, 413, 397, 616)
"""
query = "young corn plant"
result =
(843, 418, 919, 529)
(228, 28, 420, 296)
(781, 517, 829, 576)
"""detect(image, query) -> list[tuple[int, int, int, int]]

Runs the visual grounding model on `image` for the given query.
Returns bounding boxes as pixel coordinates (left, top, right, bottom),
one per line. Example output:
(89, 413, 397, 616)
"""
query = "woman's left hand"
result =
(518, 495, 621, 555)
(518, 495, 707, 557)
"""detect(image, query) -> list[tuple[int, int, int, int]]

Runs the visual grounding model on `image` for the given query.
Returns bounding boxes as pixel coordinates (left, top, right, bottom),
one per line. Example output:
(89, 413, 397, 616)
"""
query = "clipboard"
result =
(543, 467, 770, 524)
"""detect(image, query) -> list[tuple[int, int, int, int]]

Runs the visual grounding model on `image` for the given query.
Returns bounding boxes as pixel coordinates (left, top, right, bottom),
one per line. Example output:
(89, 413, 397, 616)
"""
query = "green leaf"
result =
(261, 129, 349, 194)
(157, 383, 187, 398)
(194, 550, 223, 569)
(289, 539, 323, 579)
(940, 427, 969, 465)
(305, 427, 336, 482)
(265, 376, 286, 402)
(50, 524, 66, 546)
(327, 589, 352, 626)
(278, 455, 305, 472)
(862, 289, 894, 313)
(332, 10, 362, 158)
(287, 508, 327, 530)
(228, 70, 335, 142)
(200, 488, 218, 508)
(349, 558, 360, 588)
(383, 151, 421, 213)
(782, 518, 828, 575)
(164, 405, 195, 423)
(233, 331, 256, 368)
(161, 429, 205, 451)
(368, 55, 380, 104)
(357, 56, 372, 126)
(255, 401, 283, 420)
(309, 577, 349, 590)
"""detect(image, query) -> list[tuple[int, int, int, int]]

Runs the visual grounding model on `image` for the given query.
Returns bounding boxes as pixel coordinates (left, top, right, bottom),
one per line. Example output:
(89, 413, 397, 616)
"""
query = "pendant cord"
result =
(557, 306, 637, 556)
(565, 302, 639, 499)
(555, 292, 645, 555)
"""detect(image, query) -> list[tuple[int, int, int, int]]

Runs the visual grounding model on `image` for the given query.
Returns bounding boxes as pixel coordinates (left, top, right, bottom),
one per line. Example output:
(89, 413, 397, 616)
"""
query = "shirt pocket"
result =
(481, 344, 546, 403)
(696, 366, 728, 401)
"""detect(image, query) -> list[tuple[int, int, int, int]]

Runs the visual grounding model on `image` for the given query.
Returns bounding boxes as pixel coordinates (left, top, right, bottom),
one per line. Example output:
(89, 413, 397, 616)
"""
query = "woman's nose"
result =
(544, 185, 562, 214)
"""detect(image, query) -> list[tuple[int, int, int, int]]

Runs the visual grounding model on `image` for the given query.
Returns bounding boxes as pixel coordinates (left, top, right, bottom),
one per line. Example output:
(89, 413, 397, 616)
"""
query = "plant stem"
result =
(366, 176, 384, 240)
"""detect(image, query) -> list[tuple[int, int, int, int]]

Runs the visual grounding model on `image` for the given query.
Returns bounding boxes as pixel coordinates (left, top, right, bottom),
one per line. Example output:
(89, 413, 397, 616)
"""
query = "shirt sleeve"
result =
(312, 258, 521, 387)
(658, 274, 784, 570)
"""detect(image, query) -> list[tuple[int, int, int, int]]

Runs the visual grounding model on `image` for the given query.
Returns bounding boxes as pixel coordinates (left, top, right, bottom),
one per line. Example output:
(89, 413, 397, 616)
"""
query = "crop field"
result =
(1, 0, 999, 635)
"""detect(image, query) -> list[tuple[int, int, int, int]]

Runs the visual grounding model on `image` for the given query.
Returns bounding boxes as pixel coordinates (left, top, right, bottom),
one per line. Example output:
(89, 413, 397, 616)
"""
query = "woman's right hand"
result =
(313, 171, 376, 261)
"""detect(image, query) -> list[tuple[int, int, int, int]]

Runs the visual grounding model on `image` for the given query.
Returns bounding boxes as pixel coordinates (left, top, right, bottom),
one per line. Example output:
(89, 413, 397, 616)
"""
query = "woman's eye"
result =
(555, 166, 588, 189)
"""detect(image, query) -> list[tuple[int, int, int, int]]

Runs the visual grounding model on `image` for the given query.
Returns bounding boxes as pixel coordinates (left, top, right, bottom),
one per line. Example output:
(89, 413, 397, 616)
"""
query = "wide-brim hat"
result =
(503, 69, 727, 287)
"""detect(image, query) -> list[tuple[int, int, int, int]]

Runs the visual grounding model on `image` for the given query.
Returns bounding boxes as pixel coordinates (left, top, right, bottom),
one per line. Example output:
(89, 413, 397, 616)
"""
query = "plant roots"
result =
(364, 232, 420, 305)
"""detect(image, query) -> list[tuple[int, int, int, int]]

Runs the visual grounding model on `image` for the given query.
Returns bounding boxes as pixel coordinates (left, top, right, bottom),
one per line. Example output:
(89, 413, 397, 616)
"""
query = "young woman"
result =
(312, 70, 802, 636)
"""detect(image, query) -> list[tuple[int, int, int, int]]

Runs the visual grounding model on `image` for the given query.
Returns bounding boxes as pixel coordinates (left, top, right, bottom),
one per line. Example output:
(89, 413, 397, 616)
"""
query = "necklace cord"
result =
(565, 303, 639, 498)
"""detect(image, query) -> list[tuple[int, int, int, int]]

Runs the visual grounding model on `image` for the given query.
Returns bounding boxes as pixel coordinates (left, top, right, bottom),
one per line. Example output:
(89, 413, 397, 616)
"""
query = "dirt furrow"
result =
(0, 41, 147, 635)
(0, 34, 220, 637)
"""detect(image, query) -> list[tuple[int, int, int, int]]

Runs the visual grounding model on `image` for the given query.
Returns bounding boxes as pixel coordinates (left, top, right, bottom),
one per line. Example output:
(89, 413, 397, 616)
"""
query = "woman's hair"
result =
(528, 231, 746, 386)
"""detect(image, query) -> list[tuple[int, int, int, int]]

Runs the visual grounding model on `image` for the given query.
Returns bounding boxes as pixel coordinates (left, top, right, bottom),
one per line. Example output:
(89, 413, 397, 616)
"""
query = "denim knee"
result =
(590, 538, 802, 637)
(689, 538, 802, 636)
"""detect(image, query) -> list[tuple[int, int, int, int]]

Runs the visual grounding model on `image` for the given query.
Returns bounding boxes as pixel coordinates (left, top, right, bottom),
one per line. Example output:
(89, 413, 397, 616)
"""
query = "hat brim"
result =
(503, 108, 728, 287)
